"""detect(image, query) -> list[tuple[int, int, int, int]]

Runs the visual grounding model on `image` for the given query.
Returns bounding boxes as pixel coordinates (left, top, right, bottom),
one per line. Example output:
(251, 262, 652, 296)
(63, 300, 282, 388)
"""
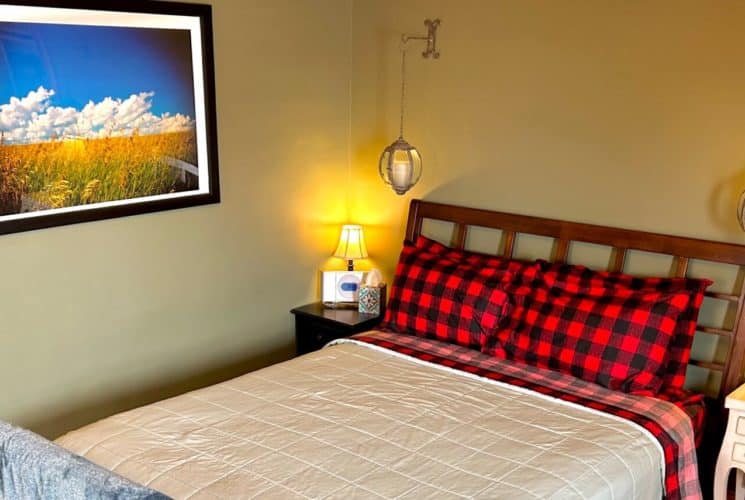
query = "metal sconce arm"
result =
(402, 19, 440, 59)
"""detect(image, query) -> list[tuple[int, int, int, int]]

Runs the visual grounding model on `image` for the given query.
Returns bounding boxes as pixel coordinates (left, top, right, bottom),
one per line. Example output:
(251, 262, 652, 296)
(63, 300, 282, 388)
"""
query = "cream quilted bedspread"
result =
(56, 340, 663, 499)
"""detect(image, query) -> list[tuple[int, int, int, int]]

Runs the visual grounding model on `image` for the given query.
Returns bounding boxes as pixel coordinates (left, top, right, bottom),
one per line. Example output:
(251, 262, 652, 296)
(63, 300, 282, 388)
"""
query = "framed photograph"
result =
(0, 0, 220, 235)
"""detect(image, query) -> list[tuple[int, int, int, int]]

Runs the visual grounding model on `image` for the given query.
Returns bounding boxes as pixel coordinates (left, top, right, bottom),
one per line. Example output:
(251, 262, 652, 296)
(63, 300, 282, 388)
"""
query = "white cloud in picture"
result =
(0, 86, 195, 144)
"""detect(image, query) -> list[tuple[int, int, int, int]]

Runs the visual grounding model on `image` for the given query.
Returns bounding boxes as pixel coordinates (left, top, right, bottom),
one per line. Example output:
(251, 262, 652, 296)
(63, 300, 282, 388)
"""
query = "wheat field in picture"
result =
(0, 130, 197, 216)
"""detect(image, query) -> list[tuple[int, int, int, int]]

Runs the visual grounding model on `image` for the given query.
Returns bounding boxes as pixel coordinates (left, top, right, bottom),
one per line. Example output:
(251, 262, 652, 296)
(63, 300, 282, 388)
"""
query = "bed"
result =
(42, 201, 745, 498)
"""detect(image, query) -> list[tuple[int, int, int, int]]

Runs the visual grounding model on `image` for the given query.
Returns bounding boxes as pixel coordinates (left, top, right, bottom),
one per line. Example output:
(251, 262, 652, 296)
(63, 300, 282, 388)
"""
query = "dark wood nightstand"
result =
(290, 302, 383, 356)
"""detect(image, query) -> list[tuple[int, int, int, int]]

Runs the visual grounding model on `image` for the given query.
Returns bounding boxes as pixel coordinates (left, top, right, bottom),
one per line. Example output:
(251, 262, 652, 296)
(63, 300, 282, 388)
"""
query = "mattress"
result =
(56, 331, 699, 499)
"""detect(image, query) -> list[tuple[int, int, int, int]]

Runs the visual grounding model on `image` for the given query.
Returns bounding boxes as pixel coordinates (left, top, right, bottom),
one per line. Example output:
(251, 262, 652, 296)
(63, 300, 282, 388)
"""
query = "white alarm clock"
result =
(321, 271, 365, 307)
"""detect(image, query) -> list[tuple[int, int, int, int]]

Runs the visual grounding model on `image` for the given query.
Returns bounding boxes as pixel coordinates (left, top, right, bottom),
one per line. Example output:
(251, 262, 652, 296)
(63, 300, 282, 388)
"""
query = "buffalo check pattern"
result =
(382, 243, 514, 349)
(350, 330, 702, 500)
(655, 386, 706, 448)
(416, 236, 710, 393)
(537, 261, 711, 391)
(484, 272, 691, 395)
(414, 235, 533, 274)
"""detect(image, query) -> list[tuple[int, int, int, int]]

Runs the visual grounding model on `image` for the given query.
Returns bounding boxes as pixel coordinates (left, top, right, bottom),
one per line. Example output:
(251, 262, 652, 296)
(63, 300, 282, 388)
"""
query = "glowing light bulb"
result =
(390, 159, 413, 192)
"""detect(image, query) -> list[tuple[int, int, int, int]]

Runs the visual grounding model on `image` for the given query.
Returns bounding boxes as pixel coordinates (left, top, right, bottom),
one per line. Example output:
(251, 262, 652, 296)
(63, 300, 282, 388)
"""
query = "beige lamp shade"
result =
(334, 224, 368, 270)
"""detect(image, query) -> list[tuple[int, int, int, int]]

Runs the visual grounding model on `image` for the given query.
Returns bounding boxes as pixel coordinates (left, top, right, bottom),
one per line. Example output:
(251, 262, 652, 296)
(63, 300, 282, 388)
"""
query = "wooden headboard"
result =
(405, 199, 745, 402)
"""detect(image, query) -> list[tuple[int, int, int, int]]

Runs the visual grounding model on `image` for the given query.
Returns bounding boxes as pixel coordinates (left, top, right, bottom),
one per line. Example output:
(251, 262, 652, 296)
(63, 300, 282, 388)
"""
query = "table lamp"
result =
(333, 224, 368, 271)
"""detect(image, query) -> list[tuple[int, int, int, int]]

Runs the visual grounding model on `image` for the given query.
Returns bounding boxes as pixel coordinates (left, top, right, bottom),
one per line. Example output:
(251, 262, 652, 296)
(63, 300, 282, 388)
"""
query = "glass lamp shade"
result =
(378, 137, 422, 195)
(333, 224, 368, 270)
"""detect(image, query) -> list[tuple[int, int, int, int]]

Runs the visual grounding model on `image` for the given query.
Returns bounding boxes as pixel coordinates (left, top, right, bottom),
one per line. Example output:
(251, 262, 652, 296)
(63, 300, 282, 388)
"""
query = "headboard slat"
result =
(405, 199, 745, 401)
(452, 224, 468, 250)
(503, 231, 516, 258)
(554, 240, 569, 263)
(707, 292, 739, 302)
(609, 248, 627, 272)
(674, 257, 690, 278)
(699, 326, 734, 337)
(691, 360, 725, 372)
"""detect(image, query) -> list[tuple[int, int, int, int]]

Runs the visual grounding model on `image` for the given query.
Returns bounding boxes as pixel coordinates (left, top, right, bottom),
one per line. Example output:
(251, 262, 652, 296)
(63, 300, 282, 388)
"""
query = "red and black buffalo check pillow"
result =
(412, 236, 711, 393)
(483, 272, 693, 395)
(382, 243, 514, 349)
(537, 261, 711, 391)
(414, 235, 532, 274)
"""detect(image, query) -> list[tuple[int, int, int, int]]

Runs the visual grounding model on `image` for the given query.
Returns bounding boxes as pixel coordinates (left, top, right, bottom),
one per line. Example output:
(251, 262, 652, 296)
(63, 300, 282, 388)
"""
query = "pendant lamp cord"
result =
(399, 43, 408, 139)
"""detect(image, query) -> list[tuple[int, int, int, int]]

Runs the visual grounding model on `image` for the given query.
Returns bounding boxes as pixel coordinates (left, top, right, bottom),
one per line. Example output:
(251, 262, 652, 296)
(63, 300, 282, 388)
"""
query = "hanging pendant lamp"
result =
(379, 19, 440, 196)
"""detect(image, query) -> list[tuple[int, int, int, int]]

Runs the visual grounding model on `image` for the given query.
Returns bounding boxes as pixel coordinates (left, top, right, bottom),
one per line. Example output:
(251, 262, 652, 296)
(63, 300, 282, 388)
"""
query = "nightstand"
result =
(714, 383, 745, 500)
(290, 302, 383, 356)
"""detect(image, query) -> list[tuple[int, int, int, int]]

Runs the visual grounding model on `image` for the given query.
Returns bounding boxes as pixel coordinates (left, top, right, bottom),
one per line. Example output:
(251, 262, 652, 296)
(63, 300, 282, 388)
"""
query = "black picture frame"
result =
(0, 0, 220, 235)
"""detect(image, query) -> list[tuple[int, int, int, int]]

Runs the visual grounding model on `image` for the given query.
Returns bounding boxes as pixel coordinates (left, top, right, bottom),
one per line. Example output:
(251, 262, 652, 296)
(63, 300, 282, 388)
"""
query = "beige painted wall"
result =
(0, 0, 352, 438)
(350, 0, 745, 275)
(349, 0, 745, 393)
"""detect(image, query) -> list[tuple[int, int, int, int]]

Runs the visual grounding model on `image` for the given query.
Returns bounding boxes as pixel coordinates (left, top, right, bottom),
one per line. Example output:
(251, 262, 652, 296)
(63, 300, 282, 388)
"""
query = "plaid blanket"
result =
(342, 330, 702, 500)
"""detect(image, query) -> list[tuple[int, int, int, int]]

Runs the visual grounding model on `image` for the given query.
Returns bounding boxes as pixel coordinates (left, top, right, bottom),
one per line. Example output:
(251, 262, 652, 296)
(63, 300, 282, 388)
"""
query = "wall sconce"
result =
(379, 18, 440, 196)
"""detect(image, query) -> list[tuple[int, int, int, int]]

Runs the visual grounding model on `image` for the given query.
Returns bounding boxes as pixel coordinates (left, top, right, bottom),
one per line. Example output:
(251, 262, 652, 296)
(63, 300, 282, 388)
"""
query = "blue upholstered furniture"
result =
(0, 420, 169, 500)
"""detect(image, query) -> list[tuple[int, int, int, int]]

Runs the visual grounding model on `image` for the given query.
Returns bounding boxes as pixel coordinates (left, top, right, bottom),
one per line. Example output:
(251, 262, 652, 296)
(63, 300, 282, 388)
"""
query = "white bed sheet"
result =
(56, 340, 663, 499)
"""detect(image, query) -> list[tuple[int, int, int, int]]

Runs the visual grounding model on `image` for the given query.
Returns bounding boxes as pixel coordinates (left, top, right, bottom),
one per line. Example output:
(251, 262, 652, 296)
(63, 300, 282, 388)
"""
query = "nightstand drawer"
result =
(737, 416, 745, 437)
(302, 316, 353, 337)
(733, 443, 745, 464)
(311, 329, 345, 347)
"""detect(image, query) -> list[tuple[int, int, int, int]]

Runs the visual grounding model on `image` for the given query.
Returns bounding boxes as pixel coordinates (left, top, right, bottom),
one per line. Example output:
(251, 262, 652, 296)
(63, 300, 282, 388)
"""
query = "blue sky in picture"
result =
(0, 22, 196, 143)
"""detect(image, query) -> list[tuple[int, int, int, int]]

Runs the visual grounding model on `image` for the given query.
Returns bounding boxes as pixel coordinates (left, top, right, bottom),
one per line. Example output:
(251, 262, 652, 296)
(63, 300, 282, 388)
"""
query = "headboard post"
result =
(405, 199, 422, 243)
(723, 292, 745, 397)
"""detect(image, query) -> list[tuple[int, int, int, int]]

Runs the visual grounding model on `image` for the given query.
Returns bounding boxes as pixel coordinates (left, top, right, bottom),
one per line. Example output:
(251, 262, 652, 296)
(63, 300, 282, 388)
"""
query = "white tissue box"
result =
(358, 284, 386, 315)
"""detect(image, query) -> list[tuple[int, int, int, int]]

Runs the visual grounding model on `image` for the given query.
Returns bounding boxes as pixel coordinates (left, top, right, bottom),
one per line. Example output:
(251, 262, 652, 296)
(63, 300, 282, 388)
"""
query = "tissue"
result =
(364, 269, 383, 287)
